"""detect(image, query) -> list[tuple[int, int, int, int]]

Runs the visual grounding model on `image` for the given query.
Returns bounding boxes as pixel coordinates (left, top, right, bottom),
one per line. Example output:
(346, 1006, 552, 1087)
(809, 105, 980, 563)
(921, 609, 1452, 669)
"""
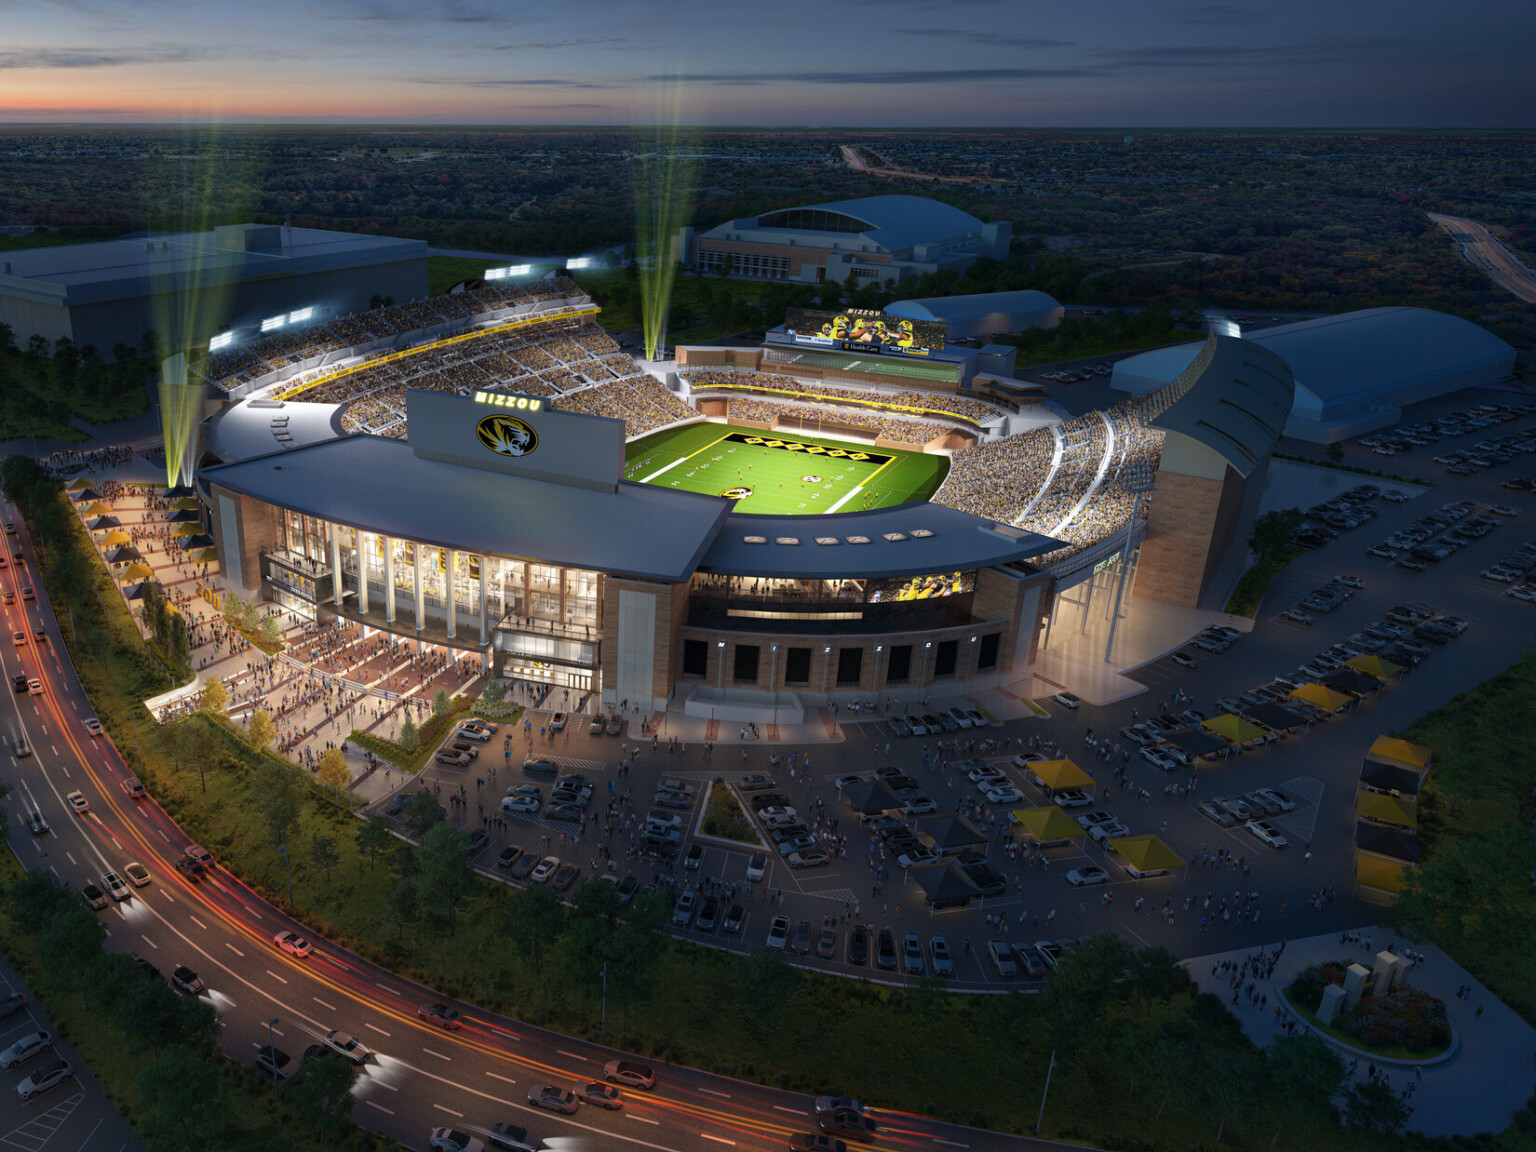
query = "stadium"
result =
(195, 268, 1292, 715)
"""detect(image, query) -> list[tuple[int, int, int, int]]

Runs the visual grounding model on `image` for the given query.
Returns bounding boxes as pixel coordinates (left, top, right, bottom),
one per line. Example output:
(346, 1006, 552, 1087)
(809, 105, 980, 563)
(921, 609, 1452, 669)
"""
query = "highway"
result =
(0, 502, 1069, 1152)
(1428, 212, 1536, 304)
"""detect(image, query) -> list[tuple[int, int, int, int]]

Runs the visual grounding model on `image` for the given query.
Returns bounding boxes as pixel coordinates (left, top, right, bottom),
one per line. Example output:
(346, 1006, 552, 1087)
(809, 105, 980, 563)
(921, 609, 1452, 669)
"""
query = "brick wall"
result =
(1136, 469, 1235, 607)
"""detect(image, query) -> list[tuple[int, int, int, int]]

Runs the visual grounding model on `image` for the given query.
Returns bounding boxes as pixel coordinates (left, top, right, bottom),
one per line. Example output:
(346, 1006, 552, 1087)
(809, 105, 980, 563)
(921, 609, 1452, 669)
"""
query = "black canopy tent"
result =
(1160, 727, 1229, 758)
(842, 780, 903, 814)
(909, 862, 980, 909)
(918, 815, 986, 855)
(1323, 669, 1383, 698)
(1355, 822, 1420, 864)
(1246, 702, 1311, 731)
(1359, 761, 1422, 797)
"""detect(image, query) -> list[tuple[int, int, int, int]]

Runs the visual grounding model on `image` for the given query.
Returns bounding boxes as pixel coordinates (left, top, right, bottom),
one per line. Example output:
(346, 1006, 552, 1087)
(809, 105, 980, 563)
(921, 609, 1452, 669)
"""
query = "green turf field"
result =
(624, 422, 950, 515)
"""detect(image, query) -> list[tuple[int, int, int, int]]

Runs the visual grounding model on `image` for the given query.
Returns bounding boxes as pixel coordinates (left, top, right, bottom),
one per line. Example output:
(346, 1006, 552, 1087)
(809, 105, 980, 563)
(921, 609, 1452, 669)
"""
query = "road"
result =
(839, 145, 998, 186)
(0, 510, 1092, 1152)
(1428, 212, 1536, 304)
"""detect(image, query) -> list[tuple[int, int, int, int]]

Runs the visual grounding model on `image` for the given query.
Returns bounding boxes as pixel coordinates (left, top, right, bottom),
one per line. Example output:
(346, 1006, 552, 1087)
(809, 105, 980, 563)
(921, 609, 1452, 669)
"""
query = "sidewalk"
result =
(1183, 926, 1536, 1137)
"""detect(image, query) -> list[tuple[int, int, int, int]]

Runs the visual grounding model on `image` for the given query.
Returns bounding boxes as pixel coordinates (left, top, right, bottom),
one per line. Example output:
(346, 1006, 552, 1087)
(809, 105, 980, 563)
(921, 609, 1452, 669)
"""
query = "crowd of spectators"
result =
(553, 375, 697, 438)
(681, 368, 1005, 425)
(724, 397, 946, 447)
(933, 398, 1165, 562)
(197, 276, 584, 387)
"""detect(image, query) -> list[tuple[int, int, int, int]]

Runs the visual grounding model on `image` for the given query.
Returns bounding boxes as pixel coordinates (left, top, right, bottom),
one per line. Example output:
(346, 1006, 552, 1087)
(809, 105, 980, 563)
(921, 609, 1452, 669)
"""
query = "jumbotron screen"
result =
(783, 308, 948, 358)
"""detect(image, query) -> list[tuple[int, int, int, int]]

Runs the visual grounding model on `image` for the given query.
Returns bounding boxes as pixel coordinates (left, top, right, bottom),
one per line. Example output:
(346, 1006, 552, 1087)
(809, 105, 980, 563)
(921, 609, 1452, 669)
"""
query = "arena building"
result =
(885, 290, 1064, 342)
(677, 195, 1010, 286)
(0, 223, 426, 353)
(193, 279, 1285, 713)
(1110, 307, 1516, 443)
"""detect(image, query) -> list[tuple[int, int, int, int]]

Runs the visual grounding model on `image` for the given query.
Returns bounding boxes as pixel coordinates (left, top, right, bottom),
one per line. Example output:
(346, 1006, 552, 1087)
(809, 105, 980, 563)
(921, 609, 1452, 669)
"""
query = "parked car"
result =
(604, 1059, 657, 1088)
(987, 939, 1018, 978)
(766, 915, 790, 949)
(16, 1058, 73, 1101)
(0, 1031, 52, 1070)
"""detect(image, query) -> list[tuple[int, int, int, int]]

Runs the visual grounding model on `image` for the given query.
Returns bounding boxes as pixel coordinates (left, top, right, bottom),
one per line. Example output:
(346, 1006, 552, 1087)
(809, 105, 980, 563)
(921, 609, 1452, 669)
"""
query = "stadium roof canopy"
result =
(752, 195, 988, 250)
(199, 436, 733, 584)
(886, 290, 1063, 324)
(698, 503, 1061, 579)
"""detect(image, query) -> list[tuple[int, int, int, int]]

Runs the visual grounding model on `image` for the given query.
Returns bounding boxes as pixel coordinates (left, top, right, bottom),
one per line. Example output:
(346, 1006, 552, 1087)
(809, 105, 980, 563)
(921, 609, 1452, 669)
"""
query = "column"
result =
(385, 536, 396, 624)
(479, 554, 490, 646)
(413, 543, 424, 632)
(446, 548, 458, 640)
(358, 533, 370, 615)
(330, 523, 343, 608)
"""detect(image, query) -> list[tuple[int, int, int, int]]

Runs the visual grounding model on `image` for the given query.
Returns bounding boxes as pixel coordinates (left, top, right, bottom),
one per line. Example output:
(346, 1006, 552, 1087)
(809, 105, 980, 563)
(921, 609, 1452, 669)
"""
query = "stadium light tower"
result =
(1104, 460, 1157, 663)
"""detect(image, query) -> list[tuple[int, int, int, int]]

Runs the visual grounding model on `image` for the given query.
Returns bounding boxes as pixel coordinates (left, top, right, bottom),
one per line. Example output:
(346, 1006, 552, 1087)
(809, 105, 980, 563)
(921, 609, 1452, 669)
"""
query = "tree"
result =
(503, 882, 566, 975)
(4, 867, 73, 927)
(1128, 945, 1189, 1017)
(246, 708, 276, 753)
(734, 946, 798, 1038)
(174, 715, 218, 792)
(309, 835, 340, 884)
(317, 747, 350, 794)
(1265, 1034, 1345, 1145)
(605, 891, 669, 1032)
(37, 902, 106, 1008)
(169, 612, 191, 676)
(416, 822, 474, 937)
(398, 714, 419, 753)
(1248, 507, 1305, 561)
(907, 974, 946, 1034)
(386, 879, 418, 939)
(400, 789, 444, 840)
(975, 989, 1030, 1077)
(136, 1044, 241, 1148)
(1326, 442, 1345, 464)
(1343, 1079, 1408, 1142)
(286, 1050, 357, 1144)
(1039, 930, 1134, 1052)
(198, 678, 227, 716)
(257, 614, 280, 647)
(1205, 1052, 1261, 1143)
(481, 676, 504, 703)
(432, 688, 451, 716)
(116, 976, 187, 1067)
(221, 591, 246, 628)
(357, 815, 393, 871)
(256, 762, 303, 853)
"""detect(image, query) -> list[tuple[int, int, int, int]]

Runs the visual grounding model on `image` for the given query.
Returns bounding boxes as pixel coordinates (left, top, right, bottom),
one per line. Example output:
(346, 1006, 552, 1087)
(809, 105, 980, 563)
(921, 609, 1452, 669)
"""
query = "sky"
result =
(0, 0, 1531, 127)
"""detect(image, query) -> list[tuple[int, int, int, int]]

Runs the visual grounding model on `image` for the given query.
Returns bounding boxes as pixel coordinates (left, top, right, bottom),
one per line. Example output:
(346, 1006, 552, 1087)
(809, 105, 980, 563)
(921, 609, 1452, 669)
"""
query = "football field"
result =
(624, 422, 949, 515)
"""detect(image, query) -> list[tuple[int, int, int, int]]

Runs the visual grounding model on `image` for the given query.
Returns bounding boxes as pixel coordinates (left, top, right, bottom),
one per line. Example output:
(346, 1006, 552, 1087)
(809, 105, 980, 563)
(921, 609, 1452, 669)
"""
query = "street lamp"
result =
(266, 1017, 281, 1098)
(1036, 1048, 1060, 1134)
(967, 634, 977, 683)
(716, 640, 725, 695)
(770, 644, 779, 730)
(1104, 461, 1157, 664)
(821, 645, 832, 697)
(921, 641, 932, 705)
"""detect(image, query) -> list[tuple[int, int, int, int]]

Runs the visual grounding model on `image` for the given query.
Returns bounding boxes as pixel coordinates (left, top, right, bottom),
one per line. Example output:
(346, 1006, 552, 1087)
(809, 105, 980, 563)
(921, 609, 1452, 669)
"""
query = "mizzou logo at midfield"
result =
(476, 413, 539, 458)
(723, 431, 891, 466)
(720, 486, 755, 500)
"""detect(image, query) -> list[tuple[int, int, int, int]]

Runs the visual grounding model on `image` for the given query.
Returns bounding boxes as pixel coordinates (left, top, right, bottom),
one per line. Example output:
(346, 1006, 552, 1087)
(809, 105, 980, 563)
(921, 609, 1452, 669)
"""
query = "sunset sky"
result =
(1, 0, 1530, 126)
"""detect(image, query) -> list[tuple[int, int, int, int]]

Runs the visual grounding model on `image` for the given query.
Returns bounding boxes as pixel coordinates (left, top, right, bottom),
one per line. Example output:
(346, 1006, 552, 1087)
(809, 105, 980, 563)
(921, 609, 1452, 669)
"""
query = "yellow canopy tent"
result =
(83, 501, 113, 517)
(172, 522, 201, 537)
(1011, 807, 1088, 841)
(1356, 854, 1412, 894)
(1201, 714, 1269, 743)
(194, 547, 218, 563)
(101, 529, 131, 547)
(1368, 735, 1432, 770)
(1356, 787, 1418, 828)
(1108, 834, 1188, 874)
(1346, 655, 1404, 680)
(1029, 759, 1096, 791)
(172, 497, 200, 511)
(67, 478, 94, 491)
(1290, 683, 1351, 713)
(120, 562, 155, 582)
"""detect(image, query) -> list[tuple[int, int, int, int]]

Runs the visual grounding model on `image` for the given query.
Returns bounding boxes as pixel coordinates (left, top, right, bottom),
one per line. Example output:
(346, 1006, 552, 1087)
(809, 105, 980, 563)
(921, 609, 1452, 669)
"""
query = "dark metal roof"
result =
(199, 435, 734, 584)
(1359, 762, 1422, 796)
(1355, 823, 1420, 864)
(699, 502, 1059, 579)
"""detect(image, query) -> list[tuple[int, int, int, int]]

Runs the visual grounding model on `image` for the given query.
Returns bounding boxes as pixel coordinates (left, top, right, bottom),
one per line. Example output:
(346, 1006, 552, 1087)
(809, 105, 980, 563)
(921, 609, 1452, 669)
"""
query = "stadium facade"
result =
(1110, 307, 1516, 443)
(192, 269, 1291, 712)
(677, 195, 1010, 286)
(0, 223, 427, 353)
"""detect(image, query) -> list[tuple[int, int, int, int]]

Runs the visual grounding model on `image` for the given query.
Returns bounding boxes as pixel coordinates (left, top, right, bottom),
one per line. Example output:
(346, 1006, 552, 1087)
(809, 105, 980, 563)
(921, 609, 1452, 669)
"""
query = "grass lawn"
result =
(1225, 545, 1305, 616)
(428, 255, 498, 296)
(624, 421, 949, 514)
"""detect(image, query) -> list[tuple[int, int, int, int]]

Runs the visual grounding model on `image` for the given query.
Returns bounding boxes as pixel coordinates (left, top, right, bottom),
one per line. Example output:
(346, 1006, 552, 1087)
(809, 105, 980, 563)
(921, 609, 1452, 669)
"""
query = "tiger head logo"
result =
(476, 414, 538, 458)
(720, 486, 754, 500)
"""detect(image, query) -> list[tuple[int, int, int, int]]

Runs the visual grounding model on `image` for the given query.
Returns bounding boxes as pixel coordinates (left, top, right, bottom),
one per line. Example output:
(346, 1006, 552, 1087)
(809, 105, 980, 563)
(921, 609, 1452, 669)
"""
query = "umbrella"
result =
(83, 501, 113, 516)
(72, 488, 102, 502)
(1201, 714, 1269, 744)
(67, 478, 94, 491)
(121, 581, 147, 600)
(1027, 759, 1096, 791)
(168, 508, 201, 523)
(121, 562, 155, 581)
(194, 547, 219, 563)
(105, 545, 143, 563)
(166, 484, 195, 498)
(183, 533, 215, 549)
(172, 497, 200, 511)
(101, 529, 131, 547)
(1011, 806, 1087, 841)
(173, 522, 201, 537)
(87, 515, 121, 530)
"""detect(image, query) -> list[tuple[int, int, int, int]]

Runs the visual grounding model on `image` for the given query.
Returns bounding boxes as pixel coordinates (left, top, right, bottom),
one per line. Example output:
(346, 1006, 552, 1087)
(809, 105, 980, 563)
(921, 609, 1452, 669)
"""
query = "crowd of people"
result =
(680, 368, 1006, 426)
(723, 396, 947, 447)
(198, 276, 584, 387)
(553, 374, 698, 438)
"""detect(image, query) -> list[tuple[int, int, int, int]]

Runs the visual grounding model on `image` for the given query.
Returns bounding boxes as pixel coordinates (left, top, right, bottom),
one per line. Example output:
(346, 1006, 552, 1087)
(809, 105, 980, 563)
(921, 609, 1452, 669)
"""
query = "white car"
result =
(65, 791, 89, 815)
(1139, 748, 1179, 772)
(1012, 752, 1045, 768)
(1507, 585, 1536, 602)
(902, 795, 939, 815)
(429, 1129, 486, 1152)
(322, 1030, 372, 1065)
(1491, 505, 1518, 517)
(1052, 789, 1092, 809)
(982, 784, 1024, 805)
(1066, 866, 1110, 887)
(1252, 787, 1297, 812)
(1053, 691, 1082, 710)
(1245, 820, 1289, 849)
(1481, 568, 1518, 582)
(273, 931, 313, 958)
(83, 718, 104, 737)
(766, 915, 789, 949)
(530, 856, 559, 883)
(904, 715, 928, 736)
(0, 1031, 52, 1069)
(947, 707, 974, 729)
(500, 795, 540, 814)
(1335, 575, 1365, 589)
(1088, 821, 1130, 845)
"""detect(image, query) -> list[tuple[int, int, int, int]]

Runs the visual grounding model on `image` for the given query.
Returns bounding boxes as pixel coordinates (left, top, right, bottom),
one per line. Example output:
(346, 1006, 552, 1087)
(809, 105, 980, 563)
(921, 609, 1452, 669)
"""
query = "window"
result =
(682, 639, 708, 678)
(886, 644, 912, 683)
(784, 646, 811, 685)
(977, 633, 1000, 670)
(836, 647, 864, 687)
(733, 644, 760, 684)
(934, 639, 959, 678)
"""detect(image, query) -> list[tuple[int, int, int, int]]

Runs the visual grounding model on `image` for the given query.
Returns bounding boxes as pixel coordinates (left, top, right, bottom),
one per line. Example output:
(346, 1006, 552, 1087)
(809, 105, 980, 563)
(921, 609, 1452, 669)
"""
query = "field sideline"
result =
(624, 421, 949, 515)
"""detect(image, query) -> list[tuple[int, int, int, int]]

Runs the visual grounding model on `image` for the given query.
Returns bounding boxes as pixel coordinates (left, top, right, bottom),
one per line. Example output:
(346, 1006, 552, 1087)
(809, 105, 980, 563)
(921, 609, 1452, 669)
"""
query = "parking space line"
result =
(432, 1104, 463, 1118)
(265, 969, 287, 984)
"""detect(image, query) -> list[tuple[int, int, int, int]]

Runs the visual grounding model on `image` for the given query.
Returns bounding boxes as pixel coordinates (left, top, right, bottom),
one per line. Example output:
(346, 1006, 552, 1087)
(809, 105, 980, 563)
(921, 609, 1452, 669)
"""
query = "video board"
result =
(783, 308, 948, 358)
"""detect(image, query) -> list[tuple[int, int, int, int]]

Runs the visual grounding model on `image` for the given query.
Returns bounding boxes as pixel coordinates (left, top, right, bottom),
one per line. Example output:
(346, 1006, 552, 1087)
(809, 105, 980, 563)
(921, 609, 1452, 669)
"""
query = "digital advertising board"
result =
(783, 308, 948, 358)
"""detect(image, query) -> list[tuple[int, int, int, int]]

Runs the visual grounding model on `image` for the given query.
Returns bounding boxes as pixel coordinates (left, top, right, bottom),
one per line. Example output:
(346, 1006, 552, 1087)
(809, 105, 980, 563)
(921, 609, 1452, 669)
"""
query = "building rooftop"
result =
(886, 290, 1063, 323)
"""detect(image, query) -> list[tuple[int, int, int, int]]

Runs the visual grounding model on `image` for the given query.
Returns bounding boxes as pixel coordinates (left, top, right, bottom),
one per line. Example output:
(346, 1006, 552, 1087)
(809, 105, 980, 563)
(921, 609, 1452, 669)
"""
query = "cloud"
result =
(320, 0, 500, 23)
(497, 36, 637, 50)
(530, 102, 610, 108)
(1093, 39, 1391, 70)
(0, 45, 213, 69)
(410, 77, 617, 88)
(886, 28, 1072, 49)
(1167, 4, 1266, 25)
(643, 67, 1092, 86)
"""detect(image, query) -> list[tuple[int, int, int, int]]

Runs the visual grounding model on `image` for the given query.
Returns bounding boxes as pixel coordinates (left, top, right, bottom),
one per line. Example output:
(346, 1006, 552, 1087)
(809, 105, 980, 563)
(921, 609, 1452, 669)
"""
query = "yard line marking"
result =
(773, 1106, 806, 1115)
(432, 1104, 464, 1118)
(557, 1050, 588, 1061)
(485, 1072, 519, 1086)
(225, 943, 245, 957)
(422, 1047, 451, 1061)
(266, 970, 288, 984)
(313, 997, 336, 1011)
(365, 1101, 395, 1116)
(700, 1135, 736, 1146)
(699, 1087, 731, 1098)
(627, 1114, 660, 1124)
(365, 1023, 391, 1036)
(825, 484, 863, 514)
